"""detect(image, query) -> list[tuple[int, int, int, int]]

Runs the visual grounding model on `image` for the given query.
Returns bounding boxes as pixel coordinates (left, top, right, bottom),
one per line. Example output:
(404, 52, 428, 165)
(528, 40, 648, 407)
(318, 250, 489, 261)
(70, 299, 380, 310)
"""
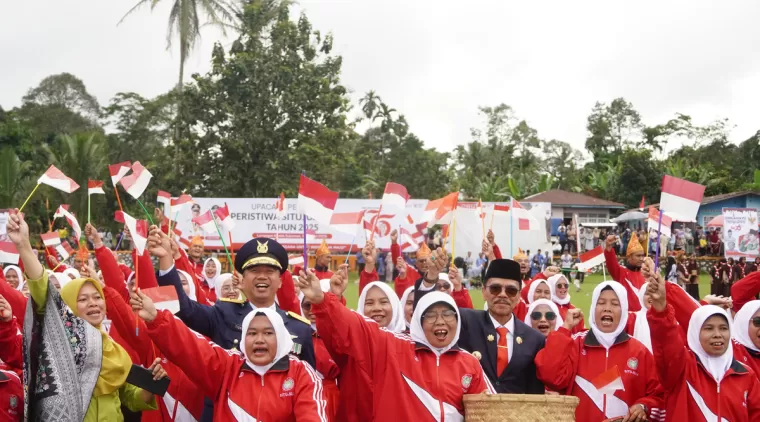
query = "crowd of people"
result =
(1, 207, 760, 421)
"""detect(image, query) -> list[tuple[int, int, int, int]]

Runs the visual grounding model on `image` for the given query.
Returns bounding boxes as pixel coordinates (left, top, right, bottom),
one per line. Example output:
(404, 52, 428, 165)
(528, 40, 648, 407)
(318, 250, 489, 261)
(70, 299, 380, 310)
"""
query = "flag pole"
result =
(211, 217, 233, 270)
(509, 197, 514, 258)
(451, 216, 457, 268)
(601, 262, 608, 282)
(345, 231, 357, 265)
(480, 199, 485, 240)
(88, 192, 91, 225)
(369, 204, 383, 241)
(301, 171, 308, 270)
(114, 187, 124, 212)
(18, 183, 41, 213)
(489, 206, 495, 231)
(654, 209, 664, 269)
(46, 198, 53, 231)
(228, 231, 235, 272)
(135, 252, 139, 336)
(135, 198, 155, 225)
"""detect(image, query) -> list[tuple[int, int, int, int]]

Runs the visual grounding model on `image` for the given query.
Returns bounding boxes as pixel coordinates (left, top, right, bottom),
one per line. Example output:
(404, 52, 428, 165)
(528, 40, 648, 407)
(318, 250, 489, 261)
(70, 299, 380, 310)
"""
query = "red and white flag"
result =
(0, 242, 19, 264)
(119, 161, 153, 199)
(577, 246, 605, 272)
(214, 204, 236, 232)
(142, 286, 180, 315)
(56, 242, 75, 260)
(476, 199, 485, 220)
(363, 210, 396, 238)
(170, 194, 193, 215)
(109, 161, 132, 185)
(54, 205, 81, 241)
(330, 210, 366, 235)
(297, 175, 339, 226)
(660, 175, 705, 222)
(157, 191, 171, 214)
(591, 365, 625, 395)
(400, 225, 426, 252)
(511, 199, 539, 231)
(37, 165, 79, 193)
(88, 180, 105, 195)
(639, 196, 646, 212)
(421, 192, 459, 226)
(114, 210, 125, 224)
(381, 182, 410, 211)
(275, 192, 286, 219)
(41, 232, 61, 247)
(122, 211, 148, 255)
(288, 255, 304, 266)
(192, 210, 218, 234)
(647, 207, 673, 238)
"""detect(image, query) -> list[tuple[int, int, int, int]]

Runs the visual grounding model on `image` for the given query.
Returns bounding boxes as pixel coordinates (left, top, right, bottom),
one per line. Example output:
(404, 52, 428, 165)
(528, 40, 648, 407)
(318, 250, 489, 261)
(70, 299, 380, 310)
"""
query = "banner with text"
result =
(722, 208, 760, 259)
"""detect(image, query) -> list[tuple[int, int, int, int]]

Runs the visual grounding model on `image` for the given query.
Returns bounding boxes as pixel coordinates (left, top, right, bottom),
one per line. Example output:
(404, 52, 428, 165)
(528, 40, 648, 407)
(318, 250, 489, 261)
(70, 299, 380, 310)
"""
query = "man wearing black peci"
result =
(414, 248, 545, 394)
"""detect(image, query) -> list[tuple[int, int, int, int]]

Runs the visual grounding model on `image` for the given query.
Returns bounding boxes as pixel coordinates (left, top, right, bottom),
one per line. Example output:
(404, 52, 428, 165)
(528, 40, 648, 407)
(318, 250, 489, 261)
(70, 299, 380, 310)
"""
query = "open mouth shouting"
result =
(251, 346, 269, 357)
(434, 328, 449, 341)
(536, 322, 550, 334)
(599, 315, 615, 328)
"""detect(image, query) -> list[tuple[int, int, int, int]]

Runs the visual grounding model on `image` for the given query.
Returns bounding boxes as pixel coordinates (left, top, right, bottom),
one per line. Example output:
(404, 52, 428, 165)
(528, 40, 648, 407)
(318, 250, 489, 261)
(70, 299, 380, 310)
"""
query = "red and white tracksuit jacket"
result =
(605, 248, 646, 312)
(391, 242, 419, 298)
(556, 303, 586, 335)
(535, 327, 665, 422)
(312, 293, 494, 421)
(146, 310, 328, 422)
(312, 334, 340, 421)
(0, 370, 22, 422)
(648, 304, 760, 421)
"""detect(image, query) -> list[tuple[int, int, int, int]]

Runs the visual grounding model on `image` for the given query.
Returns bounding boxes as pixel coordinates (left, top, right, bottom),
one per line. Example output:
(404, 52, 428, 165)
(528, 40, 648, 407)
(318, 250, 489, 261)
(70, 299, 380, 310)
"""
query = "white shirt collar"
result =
(250, 302, 277, 311)
(489, 312, 514, 332)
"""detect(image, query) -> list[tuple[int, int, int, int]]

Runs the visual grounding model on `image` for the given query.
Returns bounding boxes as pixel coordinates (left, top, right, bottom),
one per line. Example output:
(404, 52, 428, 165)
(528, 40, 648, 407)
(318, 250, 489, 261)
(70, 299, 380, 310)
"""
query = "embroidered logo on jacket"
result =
(461, 374, 473, 390)
(282, 378, 295, 392)
(627, 358, 638, 370)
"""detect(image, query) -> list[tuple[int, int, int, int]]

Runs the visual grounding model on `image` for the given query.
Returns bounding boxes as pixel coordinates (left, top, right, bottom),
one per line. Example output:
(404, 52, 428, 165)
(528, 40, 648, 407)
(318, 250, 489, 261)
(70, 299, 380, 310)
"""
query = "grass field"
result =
(342, 273, 715, 328)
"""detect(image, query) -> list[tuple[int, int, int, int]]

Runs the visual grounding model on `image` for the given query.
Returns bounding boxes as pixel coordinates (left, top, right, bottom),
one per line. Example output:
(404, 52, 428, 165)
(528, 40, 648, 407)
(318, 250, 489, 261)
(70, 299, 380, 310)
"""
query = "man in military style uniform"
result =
(414, 249, 545, 394)
(152, 229, 314, 421)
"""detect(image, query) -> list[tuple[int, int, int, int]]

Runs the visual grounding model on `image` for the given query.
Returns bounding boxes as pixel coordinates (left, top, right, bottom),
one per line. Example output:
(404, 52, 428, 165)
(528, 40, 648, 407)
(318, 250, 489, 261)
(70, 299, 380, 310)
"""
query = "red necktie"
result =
(496, 327, 509, 376)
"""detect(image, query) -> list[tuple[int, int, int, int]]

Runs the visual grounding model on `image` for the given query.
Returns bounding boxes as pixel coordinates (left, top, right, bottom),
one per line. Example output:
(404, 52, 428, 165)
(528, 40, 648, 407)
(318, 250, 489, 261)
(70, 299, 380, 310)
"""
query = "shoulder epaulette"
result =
(287, 311, 311, 325)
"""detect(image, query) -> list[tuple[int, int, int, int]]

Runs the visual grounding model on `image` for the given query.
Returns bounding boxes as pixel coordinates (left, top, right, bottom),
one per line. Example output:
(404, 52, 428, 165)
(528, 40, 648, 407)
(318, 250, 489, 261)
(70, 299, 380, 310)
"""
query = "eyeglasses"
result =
(752, 317, 760, 328)
(302, 302, 312, 311)
(435, 282, 451, 291)
(555, 284, 569, 289)
(486, 284, 520, 297)
(531, 311, 557, 321)
(422, 309, 458, 323)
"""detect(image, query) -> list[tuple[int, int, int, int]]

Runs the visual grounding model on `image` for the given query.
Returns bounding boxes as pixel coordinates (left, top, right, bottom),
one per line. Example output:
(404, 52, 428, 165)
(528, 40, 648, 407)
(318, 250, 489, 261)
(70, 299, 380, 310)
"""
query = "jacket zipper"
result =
(436, 355, 444, 421)
(257, 374, 264, 418)
(717, 381, 721, 420)
(603, 349, 609, 416)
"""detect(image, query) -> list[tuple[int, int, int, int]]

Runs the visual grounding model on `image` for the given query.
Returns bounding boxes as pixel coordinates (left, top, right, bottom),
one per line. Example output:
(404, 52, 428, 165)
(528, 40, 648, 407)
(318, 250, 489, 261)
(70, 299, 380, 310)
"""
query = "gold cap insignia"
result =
(473, 351, 482, 360)
(516, 336, 523, 345)
(487, 334, 495, 342)
(256, 240, 269, 254)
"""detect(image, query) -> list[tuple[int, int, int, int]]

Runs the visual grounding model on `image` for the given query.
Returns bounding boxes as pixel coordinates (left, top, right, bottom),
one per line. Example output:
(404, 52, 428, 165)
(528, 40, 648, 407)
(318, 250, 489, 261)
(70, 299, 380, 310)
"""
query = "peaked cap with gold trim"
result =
(627, 232, 644, 256)
(235, 237, 288, 274)
(315, 239, 330, 258)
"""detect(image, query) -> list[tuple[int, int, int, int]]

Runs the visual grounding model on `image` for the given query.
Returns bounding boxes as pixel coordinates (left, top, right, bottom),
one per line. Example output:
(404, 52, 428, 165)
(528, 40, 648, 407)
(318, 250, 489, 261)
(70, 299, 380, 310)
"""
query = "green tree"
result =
(585, 98, 642, 162)
(0, 147, 33, 209)
(120, 0, 235, 88)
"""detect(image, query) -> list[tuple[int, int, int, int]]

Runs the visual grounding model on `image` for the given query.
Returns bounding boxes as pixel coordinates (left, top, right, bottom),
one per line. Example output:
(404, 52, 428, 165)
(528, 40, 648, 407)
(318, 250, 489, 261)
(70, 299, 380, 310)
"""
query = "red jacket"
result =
(174, 250, 211, 305)
(0, 370, 22, 422)
(452, 288, 473, 309)
(292, 265, 334, 282)
(44, 246, 68, 272)
(0, 275, 25, 330)
(277, 270, 302, 315)
(557, 303, 586, 334)
(146, 310, 328, 422)
(358, 269, 379, 294)
(520, 272, 548, 302)
(312, 293, 494, 421)
(312, 334, 340, 421)
(0, 318, 23, 375)
(605, 248, 646, 312)
(648, 304, 760, 421)
(536, 327, 665, 421)
(732, 271, 760, 312)
(391, 242, 419, 298)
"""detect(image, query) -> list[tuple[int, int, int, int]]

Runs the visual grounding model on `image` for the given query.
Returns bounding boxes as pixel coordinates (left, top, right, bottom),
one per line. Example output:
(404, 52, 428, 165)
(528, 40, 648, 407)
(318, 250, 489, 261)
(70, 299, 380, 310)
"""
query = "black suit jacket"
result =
(458, 308, 546, 394)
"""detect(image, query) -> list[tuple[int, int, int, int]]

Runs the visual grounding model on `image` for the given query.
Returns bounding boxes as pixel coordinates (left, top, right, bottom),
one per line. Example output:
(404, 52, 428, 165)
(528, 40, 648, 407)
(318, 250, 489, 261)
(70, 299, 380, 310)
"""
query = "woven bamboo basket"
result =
(463, 394, 580, 422)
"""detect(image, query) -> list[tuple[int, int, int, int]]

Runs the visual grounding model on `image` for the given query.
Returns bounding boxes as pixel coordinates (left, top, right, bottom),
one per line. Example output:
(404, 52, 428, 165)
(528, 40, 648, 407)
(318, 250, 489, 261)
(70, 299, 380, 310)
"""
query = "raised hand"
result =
(563, 308, 584, 331)
(130, 287, 157, 323)
(147, 226, 170, 258)
(543, 265, 560, 278)
(482, 239, 495, 261)
(297, 268, 325, 305)
(424, 248, 448, 283)
(646, 266, 666, 312)
(605, 235, 617, 251)
(396, 256, 407, 276)
(0, 295, 12, 323)
(6, 210, 29, 247)
(363, 240, 377, 269)
(448, 265, 462, 291)
(329, 264, 349, 297)
(390, 229, 398, 244)
(147, 357, 168, 381)
(85, 223, 103, 248)
(153, 207, 164, 226)
(486, 229, 495, 245)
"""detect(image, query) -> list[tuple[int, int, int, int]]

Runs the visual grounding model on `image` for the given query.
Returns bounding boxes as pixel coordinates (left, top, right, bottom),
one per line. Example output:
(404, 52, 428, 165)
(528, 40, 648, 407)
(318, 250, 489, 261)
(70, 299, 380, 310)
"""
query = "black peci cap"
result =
(483, 259, 523, 287)
(236, 237, 288, 274)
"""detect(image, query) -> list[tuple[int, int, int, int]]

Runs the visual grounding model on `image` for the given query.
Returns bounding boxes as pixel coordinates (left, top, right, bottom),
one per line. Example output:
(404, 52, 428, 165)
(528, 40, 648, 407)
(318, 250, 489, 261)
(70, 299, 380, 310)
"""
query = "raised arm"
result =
(449, 267, 473, 309)
(276, 270, 301, 315)
(103, 285, 154, 366)
(6, 210, 46, 312)
(359, 240, 379, 293)
(87, 223, 130, 302)
(603, 235, 622, 282)
(535, 309, 583, 391)
(174, 247, 210, 305)
(731, 271, 760, 312)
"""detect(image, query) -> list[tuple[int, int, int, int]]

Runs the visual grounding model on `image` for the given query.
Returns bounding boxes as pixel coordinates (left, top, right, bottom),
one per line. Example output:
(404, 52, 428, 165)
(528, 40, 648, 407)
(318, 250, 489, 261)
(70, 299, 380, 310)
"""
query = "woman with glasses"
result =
(536, 281, 665, 421)
(299, 271, 493, 420)
(547, 274, 585, 334)
(524, 299, 562, 337)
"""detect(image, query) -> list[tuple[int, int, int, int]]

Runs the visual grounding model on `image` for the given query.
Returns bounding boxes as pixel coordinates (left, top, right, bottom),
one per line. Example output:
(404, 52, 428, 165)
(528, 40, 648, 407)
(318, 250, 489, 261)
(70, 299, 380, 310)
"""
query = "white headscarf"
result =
(214, 273, 236, 300)
(2, 265, 23, 288)
(547, 274, 571, 306)
(357, 281, 406, 333)
(203, 257, 221, 288)
(687, 305, 733, 382)
(240, 308, 294, 376)
(411, 292, 461, 357)
(62, 268, 80, 280)
(524, 299, 563, 331)
(50, 272, 69, 290)
(632, 282, 652, 352)
(176, 269, 197, 302)
(400, 286, 415, 328)
(527, 279, 552, 304)
(733, 300, 760, 352)
(589, 281, 629, 349)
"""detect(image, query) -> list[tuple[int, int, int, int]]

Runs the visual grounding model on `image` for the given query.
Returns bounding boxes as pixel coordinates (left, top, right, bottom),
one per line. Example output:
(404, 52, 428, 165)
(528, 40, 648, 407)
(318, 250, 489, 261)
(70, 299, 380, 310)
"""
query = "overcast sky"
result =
(2, 0, 759, 155)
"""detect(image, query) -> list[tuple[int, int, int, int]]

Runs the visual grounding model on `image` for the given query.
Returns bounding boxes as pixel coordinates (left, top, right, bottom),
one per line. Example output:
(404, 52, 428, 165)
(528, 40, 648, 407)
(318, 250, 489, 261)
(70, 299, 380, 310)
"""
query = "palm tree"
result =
(120, 0, 235, 89)
(359, 90, 381, 121)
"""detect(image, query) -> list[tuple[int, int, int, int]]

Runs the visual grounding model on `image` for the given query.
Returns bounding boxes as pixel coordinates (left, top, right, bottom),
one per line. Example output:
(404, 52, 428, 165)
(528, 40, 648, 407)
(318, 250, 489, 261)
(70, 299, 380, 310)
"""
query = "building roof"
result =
(523, 190, 626, 209)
